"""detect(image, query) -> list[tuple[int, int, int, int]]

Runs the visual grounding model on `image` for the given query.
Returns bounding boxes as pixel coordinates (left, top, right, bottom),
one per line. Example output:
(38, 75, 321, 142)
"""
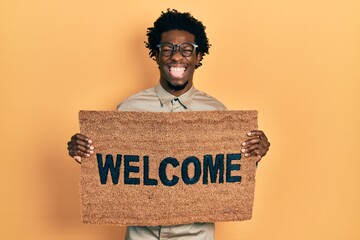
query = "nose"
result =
(170, 45, 183, 61)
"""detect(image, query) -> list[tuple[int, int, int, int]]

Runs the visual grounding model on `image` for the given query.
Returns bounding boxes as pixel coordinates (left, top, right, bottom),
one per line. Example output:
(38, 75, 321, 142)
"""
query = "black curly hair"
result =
(145, 9, 210, 68)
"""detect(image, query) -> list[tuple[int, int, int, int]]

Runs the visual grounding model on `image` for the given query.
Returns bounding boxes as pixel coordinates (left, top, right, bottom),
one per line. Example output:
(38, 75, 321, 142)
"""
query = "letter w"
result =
(96, 154, 122, 184)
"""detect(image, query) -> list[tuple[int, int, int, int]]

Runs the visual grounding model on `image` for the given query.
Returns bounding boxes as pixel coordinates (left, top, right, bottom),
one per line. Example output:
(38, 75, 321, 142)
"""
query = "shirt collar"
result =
(155, 83, 196, 109)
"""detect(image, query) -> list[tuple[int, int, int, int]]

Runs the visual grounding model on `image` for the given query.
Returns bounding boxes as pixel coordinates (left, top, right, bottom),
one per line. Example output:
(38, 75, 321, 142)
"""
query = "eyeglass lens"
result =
(159, 43, 196, 57)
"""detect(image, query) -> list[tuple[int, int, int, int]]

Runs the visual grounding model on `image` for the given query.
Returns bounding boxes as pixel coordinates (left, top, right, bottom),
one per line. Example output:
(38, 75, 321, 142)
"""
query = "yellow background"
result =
(1, 0, 359, 239)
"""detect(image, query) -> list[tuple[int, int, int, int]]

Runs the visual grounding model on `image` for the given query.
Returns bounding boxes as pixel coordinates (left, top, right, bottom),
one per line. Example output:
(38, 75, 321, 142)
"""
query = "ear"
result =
(155, 52, 160, 65)
(195, 52, 202, 67)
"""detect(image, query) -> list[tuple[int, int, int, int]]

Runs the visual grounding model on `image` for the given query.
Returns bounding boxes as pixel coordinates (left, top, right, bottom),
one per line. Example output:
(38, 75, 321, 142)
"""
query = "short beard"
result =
(166, 80, 189, 91)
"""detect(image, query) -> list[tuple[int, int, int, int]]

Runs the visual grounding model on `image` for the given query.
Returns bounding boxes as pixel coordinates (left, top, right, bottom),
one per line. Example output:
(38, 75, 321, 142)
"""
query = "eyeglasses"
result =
(157, 42, 198, 57)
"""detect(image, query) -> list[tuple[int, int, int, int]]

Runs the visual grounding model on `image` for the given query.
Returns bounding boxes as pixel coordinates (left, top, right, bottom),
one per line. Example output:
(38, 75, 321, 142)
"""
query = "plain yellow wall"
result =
(1, 0, 359, 239)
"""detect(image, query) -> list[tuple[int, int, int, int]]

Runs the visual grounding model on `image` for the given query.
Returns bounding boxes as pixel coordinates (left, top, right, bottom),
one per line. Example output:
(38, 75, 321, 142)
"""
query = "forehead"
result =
(160, 30, 195, 43)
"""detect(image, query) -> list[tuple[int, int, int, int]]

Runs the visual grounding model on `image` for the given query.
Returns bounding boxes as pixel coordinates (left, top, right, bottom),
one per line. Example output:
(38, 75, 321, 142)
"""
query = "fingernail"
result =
(241, 148, 246, 153)
(88, 139, 92, 144)
(245, 153, 250, 157)
(242, 142, 246, 146)
(247, 132, 252, 136)
(90, 150, 94, 154)
(89, 145, 94, 150)
(85, 154, 90, 157)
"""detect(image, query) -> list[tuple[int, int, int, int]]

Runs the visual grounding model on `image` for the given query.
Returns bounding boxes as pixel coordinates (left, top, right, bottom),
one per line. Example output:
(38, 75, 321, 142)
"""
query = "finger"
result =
(246, 130, 263, 136)
(247, 130, 268, 140)
(68, 149, 80, 158)
(242, 131, 267, 146)
(242, 140, 270, 156)
(252, 149, 268, 157)
(249, 139, 270, 149)
(242, 143, 262, 153)
(68, 146, 82, 158)
(72, 134, 93, 146)
(70, 144, 94, 154)
(72, 149, 91, 158)
(242, 143, 268, 157)
(243, 147, 268, 158)
(242, 137, 261, 147)
(68, 134, 94, 159)
(71, 133, 93, 144)
(68, 140, 94, 153)
(75, 139, 93, 149)
(74, 156, 82, 164)
(70, 136, 94, 150)
(256, 155, 262, 164)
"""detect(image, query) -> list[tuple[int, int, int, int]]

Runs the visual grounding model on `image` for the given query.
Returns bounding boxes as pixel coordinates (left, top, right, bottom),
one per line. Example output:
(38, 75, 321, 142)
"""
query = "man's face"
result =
(156, 30, 201, 95)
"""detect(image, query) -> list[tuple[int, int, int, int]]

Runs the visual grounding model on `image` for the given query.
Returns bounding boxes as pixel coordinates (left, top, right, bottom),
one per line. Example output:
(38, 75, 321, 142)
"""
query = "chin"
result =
(167, 79, 189, 91)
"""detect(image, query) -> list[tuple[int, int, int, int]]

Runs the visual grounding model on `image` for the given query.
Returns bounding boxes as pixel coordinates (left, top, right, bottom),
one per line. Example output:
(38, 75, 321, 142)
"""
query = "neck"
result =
(160, 81, 192, 97)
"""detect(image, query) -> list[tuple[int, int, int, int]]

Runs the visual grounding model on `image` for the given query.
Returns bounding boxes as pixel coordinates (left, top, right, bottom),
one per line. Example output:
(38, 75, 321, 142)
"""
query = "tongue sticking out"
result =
(170, 67, 185, 78)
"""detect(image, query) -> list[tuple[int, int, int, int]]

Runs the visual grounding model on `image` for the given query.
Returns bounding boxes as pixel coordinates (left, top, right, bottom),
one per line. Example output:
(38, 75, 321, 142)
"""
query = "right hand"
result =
(67, 133, 94, 164)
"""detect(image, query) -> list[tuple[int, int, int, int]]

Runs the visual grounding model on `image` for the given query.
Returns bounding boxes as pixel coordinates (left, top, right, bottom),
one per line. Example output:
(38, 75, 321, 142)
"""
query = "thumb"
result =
(74, 156, 82, 164)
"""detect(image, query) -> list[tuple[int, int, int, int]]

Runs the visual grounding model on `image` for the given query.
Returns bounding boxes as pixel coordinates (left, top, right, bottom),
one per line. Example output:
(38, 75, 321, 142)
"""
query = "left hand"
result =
(241, 130, 270, 162)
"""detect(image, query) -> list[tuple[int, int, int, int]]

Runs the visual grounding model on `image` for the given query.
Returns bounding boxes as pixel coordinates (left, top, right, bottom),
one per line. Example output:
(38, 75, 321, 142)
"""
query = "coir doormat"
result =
(79, 110, 258, 226)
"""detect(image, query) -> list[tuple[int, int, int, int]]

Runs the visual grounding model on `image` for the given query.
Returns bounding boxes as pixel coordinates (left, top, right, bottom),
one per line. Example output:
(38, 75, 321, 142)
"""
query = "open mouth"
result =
(169, 66, 187, 78)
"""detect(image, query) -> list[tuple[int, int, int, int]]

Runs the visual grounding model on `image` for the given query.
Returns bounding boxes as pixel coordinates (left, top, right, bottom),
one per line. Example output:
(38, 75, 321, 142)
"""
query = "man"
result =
(67, 9, 270, 240)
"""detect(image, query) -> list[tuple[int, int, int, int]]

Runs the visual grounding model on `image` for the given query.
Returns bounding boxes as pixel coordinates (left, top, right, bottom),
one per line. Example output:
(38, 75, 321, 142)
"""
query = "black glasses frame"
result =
(156, 42, 198, 57)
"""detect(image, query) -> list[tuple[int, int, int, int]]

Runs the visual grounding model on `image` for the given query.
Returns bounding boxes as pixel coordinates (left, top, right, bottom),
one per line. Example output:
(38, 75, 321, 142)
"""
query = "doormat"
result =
(79, 110, 258, 226)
